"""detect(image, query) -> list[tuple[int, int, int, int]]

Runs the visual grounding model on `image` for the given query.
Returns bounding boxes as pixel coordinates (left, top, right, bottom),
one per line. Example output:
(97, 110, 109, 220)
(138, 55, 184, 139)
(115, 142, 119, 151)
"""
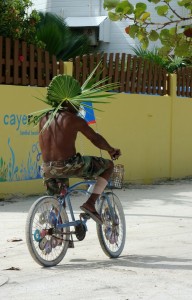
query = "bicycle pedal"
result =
(68, 240, 75, 248)
(80, 213, 91, 220)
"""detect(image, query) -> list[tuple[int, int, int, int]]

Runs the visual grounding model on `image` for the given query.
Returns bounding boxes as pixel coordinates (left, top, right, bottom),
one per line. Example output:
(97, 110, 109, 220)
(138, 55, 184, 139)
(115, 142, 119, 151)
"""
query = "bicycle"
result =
(25, 179, 126, 267)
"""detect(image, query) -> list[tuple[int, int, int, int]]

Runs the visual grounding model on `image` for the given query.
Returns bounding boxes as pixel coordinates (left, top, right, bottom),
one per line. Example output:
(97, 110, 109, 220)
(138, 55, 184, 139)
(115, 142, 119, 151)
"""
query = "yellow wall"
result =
(1, 74, 192, 197)
(171, 97, 192, 178)
(76, 93, 172, 184)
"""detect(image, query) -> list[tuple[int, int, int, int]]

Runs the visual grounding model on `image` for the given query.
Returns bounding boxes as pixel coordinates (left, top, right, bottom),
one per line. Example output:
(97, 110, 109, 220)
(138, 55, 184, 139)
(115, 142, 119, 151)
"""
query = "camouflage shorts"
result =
(41, 153, 111, 195)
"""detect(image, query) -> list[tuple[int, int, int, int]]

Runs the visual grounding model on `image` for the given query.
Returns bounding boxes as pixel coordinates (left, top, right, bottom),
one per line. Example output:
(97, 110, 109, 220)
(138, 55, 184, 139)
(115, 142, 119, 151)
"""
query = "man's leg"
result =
(85, 162, 114, 209)
(81, 160, 114, 213)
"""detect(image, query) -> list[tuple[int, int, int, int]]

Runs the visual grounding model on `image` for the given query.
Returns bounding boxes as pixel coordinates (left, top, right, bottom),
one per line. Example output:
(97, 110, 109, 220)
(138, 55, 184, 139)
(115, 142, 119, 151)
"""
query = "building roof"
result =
(65, 16, 107, 27)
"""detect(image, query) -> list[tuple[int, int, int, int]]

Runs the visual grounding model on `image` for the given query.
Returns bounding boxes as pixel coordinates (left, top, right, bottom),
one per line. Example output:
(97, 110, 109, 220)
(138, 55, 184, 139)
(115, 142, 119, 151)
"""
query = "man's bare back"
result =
(39, 111, 79, 162)
(39, 111, 120, 163)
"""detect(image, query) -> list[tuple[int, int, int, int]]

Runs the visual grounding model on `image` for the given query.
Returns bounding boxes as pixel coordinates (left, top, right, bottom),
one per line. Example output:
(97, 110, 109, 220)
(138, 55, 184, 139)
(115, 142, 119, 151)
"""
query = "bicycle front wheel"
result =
(96, 192, 126, 258)
(26, 196, 70, 267)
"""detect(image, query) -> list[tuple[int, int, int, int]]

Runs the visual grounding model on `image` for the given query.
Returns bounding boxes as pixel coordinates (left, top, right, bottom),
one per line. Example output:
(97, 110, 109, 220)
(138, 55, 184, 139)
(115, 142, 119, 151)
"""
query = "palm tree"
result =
(36, 12, 91, 61)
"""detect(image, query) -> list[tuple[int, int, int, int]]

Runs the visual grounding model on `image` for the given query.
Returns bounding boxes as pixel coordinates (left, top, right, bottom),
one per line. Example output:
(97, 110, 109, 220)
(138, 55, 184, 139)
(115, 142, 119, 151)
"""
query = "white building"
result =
(32, 0, 189, 55)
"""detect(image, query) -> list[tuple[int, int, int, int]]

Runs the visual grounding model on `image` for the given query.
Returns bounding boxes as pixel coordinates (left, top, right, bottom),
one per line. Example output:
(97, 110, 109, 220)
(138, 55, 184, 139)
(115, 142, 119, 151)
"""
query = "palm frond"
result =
(34, 96, 49, 104)
(36, 12, 90, 61)
(81, 62, 103, 91)
(28, 108, 52, 125)
(41, 103, 63, 132)
(81, 68, 107, 91)
(46, 74, 81, 105)
(83, 81, 120, 94)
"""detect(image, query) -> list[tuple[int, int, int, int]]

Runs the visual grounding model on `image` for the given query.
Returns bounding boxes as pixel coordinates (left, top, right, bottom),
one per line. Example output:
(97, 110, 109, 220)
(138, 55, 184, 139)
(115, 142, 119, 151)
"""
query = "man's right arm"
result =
(78, 117, 121, 160)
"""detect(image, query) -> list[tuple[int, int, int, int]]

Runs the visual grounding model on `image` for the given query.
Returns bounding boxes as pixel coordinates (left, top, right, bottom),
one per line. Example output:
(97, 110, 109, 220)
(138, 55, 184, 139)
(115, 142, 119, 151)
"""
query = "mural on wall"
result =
(0, 109, 42, 182)
(0, 157, 7, 182)
(0, 137, 41, 182)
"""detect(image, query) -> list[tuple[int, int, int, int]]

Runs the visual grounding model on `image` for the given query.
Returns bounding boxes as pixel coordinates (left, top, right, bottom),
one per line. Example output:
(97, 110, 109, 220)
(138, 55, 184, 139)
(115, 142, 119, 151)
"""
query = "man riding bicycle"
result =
(29, 66, 121, 224)
(39, 101, 121, 224)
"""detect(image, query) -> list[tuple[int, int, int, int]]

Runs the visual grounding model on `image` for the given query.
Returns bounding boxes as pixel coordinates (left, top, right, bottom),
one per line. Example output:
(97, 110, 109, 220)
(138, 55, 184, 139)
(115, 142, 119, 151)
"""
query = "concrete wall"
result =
(1, 74, 192, 197)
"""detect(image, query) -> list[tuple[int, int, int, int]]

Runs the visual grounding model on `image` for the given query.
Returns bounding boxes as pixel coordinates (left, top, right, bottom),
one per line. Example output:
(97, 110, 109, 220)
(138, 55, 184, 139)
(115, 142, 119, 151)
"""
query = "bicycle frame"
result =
(55, 180, 116, 230)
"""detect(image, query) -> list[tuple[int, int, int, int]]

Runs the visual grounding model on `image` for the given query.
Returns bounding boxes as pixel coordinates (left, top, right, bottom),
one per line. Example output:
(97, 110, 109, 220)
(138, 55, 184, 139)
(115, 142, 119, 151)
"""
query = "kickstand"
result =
(68, 234, 74, 248)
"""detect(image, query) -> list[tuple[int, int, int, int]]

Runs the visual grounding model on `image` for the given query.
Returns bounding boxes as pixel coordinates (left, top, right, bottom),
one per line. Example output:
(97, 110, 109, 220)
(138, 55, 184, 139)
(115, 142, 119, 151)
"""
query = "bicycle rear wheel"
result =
(26, 196, 70, 267)
(96, 192, 126, 258)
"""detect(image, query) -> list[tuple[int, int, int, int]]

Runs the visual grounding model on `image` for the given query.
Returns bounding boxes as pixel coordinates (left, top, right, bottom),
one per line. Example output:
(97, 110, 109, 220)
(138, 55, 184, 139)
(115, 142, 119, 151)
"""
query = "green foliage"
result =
(0, 3, 91, 57)
(166, 56, 191, 72)
(131, 45, 191, 73)
(36, 12, 91, 60)
(129, 25, 139, 38)
(108, 1, 134, 21)
(116, 1, 134, 14)
(104, 0, 192, 57)
(155, 5, 169, 16)
(103, 0, 120, 10)
(0, 0, 42, 47)
(149, 30, 159, 41)
(178, 0, 192, 10)
(131, 46, 166, 65)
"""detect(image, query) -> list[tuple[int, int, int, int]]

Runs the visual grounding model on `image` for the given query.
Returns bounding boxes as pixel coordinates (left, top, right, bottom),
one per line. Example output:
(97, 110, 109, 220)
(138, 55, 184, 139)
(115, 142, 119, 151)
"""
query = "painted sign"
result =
(0, 112, 41, 182)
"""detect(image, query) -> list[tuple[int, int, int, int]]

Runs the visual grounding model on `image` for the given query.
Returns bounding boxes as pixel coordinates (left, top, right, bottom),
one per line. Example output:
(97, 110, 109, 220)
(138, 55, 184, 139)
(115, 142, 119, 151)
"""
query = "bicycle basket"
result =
(108, 164, 124, 189)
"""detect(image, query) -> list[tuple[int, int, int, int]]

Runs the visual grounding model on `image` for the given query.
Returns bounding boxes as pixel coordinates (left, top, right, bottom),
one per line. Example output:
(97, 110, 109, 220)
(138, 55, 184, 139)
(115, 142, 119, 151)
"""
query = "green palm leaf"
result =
(81, 62, 103, 91)
(36, 12, 90, 60)
(47, 75, 81, 105)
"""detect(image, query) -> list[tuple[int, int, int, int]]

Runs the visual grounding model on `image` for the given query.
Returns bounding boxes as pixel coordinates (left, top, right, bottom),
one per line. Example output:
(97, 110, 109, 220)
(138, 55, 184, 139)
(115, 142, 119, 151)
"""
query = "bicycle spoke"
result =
(97, 192, 126, 258)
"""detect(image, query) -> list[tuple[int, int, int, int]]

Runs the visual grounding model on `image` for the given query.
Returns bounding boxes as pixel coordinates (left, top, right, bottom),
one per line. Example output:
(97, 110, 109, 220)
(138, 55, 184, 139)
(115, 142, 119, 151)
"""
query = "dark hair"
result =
(61, 100, 80, 114)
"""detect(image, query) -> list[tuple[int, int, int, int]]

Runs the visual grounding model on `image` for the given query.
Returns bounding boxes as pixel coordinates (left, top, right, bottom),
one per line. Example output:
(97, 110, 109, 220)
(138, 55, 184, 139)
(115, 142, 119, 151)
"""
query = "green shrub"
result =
(0, 0, 42, 47)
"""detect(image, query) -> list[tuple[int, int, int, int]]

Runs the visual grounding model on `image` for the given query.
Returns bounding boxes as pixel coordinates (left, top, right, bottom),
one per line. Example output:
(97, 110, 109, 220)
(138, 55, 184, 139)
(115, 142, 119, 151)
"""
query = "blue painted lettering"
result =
(3, 114, 29, 131)
(4, 115, 9, 125)
(10, 114, 16, 126)
(22, 115, 27, 125)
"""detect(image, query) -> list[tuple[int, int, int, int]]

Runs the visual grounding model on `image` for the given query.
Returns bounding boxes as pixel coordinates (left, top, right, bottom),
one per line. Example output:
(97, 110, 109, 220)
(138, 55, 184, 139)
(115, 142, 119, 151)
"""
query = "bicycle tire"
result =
(25, 196, 70, 267)
(96, 192, 126, 258)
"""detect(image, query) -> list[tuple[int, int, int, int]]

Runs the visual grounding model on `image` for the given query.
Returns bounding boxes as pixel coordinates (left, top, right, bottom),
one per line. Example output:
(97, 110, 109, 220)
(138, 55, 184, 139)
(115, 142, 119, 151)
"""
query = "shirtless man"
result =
(39, 102, 121, 224)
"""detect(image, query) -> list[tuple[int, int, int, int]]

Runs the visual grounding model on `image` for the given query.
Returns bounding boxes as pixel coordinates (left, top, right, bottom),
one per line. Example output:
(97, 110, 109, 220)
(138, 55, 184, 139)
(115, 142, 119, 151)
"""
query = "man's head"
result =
(61, 100, 80, 114)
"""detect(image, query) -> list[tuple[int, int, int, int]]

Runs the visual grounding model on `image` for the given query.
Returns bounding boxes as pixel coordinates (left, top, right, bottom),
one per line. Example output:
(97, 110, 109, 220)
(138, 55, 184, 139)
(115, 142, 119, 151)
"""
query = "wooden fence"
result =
(71, 53, 170, 96)
(1, 36, 192, 97)
(0, 36, 64, 87)
(176, 67, 192, 97)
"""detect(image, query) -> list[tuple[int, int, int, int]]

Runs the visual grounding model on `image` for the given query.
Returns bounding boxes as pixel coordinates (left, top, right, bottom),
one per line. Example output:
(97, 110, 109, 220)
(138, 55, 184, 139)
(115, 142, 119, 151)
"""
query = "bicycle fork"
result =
(100, 193, 117, 225)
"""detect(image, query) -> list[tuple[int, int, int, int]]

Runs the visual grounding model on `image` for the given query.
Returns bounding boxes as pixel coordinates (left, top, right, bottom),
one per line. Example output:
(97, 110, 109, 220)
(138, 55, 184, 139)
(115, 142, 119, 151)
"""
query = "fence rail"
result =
(176, 67, 192, 97)
(0, 36, 64, 87)
(71, 53, 170, 96)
